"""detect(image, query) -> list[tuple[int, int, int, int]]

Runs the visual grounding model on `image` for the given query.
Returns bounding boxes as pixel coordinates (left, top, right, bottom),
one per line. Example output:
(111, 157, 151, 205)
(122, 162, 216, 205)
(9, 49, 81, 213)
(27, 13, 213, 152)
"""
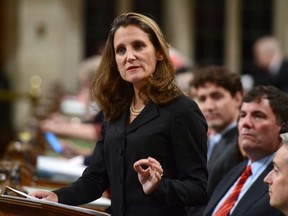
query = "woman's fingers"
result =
(134, 157, 163, 177)
(148, 157, 163, 177)
(133, 158, 149, 174)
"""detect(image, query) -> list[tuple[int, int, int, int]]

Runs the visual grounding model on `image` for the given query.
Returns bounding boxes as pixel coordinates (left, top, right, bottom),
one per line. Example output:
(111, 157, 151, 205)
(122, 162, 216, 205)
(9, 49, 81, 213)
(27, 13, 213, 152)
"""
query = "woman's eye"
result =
(135, 42, 144, 50)
(116, 47, 125, 55)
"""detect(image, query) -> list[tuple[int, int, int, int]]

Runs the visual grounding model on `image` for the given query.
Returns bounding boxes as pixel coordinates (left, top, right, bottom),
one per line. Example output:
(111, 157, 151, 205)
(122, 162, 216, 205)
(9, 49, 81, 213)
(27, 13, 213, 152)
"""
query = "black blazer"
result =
(55, 95, 208, 216)
(203, 160, 285, 216)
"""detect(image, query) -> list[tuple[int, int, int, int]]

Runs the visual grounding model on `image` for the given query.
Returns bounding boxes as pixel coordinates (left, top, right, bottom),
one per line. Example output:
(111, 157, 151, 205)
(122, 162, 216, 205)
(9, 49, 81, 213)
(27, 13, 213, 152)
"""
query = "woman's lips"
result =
(127, 66, 140, 70)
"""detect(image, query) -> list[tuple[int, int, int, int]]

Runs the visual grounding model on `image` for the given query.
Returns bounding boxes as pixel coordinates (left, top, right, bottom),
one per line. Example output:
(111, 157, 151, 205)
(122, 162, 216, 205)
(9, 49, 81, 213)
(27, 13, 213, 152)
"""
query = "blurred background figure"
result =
(251, 36, 288, 93)
(264, 131, 288, 216)
(169, 47, 194, 94)
(174, 66, 194, 94)
(169, 47, 193, 72)
(39, 55, 102, 164)
(40, 111, 103, 165)
(59, 55, 102, 120)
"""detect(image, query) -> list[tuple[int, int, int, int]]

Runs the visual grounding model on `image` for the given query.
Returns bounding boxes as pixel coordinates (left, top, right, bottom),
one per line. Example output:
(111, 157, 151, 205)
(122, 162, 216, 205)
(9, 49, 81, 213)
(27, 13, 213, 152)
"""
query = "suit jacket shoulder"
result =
(207, 126, 244, 196)
(203, 161, 285, 216)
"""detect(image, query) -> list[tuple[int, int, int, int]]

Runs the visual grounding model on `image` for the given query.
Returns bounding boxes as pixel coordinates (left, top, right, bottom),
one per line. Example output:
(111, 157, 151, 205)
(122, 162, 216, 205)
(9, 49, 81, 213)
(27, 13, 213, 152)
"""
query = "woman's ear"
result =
(157, 52, 164, 61)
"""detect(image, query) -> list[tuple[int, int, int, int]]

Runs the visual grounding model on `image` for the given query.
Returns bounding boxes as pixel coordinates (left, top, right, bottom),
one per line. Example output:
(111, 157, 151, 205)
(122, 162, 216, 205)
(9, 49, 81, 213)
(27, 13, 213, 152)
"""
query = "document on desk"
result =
(4, 186, 110, 216)
(22, 185, 111, 208)
(5, 185, 37, 199)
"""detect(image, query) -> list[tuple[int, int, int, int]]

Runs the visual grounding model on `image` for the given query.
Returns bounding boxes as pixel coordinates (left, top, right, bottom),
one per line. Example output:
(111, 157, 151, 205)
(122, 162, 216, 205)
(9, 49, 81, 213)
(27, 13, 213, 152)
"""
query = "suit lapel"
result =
(208, 126, 238, 163)
(231, 163, 273, 215)
(126, 101, 159, 134)
(207, 161, 248, 212)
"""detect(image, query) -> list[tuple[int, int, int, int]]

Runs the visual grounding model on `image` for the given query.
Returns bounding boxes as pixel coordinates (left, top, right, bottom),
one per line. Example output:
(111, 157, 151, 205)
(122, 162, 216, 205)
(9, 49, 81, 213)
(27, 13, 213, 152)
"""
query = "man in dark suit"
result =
(187, 66, 245, 215)
(203, 85, 288, 216)
(252, 35, 288, 93)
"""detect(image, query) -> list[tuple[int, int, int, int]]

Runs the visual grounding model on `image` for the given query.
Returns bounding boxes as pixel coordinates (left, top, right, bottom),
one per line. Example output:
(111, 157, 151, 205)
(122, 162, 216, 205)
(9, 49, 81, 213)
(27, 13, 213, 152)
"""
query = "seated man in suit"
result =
(187, 66, 245, 215)
(203, 85, 287, 216)
(264, 131, 288, 216)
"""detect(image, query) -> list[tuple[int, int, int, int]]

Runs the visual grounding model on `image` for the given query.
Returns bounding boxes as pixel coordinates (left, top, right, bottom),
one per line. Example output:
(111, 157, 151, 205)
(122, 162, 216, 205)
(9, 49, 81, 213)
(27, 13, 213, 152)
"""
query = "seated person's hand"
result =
(60, 139, 91, 157)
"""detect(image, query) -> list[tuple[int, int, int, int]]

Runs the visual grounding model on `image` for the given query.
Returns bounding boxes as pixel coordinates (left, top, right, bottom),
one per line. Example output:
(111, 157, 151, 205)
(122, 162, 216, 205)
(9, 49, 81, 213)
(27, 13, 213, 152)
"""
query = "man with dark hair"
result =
(204, 85, 287, 216)
(188, 66, 245, 215)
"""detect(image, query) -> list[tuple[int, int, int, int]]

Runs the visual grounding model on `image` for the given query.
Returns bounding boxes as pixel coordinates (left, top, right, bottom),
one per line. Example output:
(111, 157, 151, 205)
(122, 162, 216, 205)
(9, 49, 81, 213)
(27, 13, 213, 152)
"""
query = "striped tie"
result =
(214, 165, 252, 216)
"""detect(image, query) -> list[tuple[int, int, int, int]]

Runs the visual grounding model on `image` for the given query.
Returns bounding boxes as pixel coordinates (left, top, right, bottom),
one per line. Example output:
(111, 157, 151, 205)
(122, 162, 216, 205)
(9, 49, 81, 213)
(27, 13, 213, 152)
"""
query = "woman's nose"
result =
(127, 50, 136, 61)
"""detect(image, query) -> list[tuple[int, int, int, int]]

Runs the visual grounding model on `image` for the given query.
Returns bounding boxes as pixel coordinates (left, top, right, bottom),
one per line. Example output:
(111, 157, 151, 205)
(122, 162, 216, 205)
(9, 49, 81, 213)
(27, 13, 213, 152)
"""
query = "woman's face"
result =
(113, 25, 163, 89)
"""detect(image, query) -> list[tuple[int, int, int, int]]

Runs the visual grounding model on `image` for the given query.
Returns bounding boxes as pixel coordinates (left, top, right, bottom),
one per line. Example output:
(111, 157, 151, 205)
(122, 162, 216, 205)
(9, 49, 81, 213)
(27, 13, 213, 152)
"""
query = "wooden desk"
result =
(21, 185, 111, 213)
(0, 195, 110, 216)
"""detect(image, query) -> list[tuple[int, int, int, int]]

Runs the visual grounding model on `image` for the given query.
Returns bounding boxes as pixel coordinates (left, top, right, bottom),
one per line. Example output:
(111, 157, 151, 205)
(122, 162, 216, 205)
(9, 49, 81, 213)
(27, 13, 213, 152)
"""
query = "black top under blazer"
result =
(55, 95, 208, 216)
(203, 160, 285, 216)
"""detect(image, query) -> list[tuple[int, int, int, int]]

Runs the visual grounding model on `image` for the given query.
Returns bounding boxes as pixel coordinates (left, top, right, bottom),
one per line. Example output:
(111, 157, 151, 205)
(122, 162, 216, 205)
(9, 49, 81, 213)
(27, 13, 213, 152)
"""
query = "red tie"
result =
(214, 165, 252, 216)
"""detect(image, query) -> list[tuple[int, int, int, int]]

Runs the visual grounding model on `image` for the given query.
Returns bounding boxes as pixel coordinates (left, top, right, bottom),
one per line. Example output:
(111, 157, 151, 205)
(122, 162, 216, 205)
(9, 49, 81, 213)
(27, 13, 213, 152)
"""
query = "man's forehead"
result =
(196, 82, 228, 94)
(241, 98, 270, 108)
(275, 145, 288, 165)
(240, 98, 273, 114)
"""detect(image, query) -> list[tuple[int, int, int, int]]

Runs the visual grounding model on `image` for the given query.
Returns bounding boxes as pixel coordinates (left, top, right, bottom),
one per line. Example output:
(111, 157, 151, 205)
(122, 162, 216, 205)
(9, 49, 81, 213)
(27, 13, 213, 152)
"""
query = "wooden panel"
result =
(0, 195, 110, 216)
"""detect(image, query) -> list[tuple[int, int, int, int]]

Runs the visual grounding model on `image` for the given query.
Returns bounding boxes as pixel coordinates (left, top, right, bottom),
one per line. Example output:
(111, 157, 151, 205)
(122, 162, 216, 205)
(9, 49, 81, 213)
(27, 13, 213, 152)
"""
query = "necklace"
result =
(130, 101, 144, 116)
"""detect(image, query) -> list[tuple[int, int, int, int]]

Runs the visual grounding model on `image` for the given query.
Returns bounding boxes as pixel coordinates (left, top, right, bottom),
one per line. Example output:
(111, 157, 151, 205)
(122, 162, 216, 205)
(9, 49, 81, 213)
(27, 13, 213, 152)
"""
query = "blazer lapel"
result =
(126, 101, 159, 134)
(113, 107, 129, 135)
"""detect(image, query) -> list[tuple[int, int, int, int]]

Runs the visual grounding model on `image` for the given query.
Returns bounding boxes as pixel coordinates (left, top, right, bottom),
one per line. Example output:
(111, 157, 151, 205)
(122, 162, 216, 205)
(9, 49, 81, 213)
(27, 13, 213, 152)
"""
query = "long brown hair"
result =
(92, 12, 182, 121)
